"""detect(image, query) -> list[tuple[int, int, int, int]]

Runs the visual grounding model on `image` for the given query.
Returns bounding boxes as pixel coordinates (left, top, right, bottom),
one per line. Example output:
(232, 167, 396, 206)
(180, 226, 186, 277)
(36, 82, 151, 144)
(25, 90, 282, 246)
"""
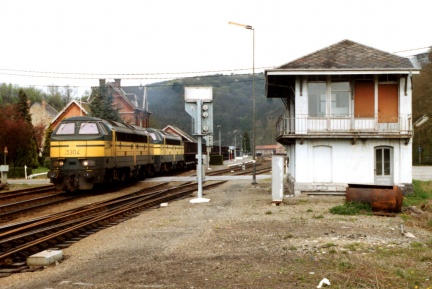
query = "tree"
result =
(89, 84, 122, 122)
(63, 85, 76, 105)
(0, 104, 36, 167)
(243, 131, 251, 154)
(46, 86, 66, 111)
(42, 125, 53, 167)
(17, 89, 32, 124)
(412, 51, 432, 164)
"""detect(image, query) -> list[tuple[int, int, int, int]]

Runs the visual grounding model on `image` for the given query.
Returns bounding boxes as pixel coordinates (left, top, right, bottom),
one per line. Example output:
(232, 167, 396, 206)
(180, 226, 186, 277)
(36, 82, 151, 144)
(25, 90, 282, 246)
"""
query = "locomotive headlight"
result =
(53, 160, 64, 167)
(81, 160, 95, 167)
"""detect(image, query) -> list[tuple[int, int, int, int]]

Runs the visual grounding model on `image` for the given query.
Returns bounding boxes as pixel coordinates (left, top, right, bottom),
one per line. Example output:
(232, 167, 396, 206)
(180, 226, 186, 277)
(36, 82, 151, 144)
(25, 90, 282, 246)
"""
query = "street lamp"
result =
(217, 125, 222, 155)
(229, 21, 257, 184)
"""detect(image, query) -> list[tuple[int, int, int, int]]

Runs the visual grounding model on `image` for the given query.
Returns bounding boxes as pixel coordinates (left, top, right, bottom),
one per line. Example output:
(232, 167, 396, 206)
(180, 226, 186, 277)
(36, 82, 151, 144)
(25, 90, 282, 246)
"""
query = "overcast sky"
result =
(1, 0, 431, 96)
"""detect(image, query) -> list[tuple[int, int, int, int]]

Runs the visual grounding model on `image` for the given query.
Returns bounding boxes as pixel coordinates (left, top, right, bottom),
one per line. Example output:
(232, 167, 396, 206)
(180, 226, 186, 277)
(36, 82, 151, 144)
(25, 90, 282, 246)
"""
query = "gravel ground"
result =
(1, 177, 431, 289)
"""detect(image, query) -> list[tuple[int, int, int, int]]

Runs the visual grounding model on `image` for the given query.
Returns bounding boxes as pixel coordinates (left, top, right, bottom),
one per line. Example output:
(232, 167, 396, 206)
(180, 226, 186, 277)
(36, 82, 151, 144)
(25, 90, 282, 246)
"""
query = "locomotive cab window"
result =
(55, 123, 75, 135)
(79, 122, 99, 135)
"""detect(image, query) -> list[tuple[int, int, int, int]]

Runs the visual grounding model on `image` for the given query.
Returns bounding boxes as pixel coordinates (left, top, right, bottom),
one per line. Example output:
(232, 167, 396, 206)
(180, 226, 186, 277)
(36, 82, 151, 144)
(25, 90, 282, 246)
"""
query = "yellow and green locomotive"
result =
(48, 116, 185, 191)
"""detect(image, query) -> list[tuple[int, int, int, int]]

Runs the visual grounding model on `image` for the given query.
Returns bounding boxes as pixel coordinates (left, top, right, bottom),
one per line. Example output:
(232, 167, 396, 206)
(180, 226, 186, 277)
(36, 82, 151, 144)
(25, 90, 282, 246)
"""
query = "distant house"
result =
(92, 79, 151, 127)
(29, 100, 58, 128)
(50, 100, 91, 129)
(410, 47, 431, 68)
(163, 125, 197, 143)
(255, 144, 286, 156)
(266, 39, 419, 195)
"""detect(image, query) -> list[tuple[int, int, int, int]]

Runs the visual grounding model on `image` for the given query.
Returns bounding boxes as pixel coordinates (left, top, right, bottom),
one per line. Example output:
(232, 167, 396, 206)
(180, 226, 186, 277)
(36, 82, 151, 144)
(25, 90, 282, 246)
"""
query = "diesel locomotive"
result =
(47, 116, 187, 191)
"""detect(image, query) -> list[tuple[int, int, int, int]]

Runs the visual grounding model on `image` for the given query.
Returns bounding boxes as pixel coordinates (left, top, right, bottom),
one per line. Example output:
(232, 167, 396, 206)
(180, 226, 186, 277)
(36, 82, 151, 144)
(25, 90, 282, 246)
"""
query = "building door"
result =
(313, 146, 332, 183)
(374, 147, 393, 185)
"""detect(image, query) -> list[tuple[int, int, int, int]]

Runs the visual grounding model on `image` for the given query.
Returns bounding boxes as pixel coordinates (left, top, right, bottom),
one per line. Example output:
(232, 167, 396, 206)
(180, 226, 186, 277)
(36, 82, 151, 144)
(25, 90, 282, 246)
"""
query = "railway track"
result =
(0, 185, 57, 203)
(0, 191, 76, 223)
(206, 159, 271, 176)
(0, 180, 225, 276)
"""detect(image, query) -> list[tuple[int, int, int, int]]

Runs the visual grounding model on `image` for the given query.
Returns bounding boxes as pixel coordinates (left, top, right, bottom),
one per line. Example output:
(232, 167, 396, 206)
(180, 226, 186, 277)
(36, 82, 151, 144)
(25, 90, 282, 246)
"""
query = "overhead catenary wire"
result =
(0, 66, 271, 79)
(0, 73, 266, 92)
(0, 44, 429, 90)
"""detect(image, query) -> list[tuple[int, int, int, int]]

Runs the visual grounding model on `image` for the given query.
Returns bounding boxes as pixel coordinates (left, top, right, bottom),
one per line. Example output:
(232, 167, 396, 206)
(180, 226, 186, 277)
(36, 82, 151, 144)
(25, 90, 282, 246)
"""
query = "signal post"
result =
(185, 87, 213, 203)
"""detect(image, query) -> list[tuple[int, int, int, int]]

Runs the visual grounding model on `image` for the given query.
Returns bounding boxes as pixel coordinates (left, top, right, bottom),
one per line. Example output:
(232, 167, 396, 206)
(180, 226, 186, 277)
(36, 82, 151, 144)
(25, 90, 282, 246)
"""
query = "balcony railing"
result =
(276, 114, 412, 138)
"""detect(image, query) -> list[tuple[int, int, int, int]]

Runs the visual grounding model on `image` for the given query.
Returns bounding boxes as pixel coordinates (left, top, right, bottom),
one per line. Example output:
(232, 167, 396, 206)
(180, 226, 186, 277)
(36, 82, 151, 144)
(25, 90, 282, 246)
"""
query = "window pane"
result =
(55, 123, 75, 135)
(331, 92, 350, 116)
(331, 82, 350, 116)
(308, 82, 326, 116)
(79, 123, 99, 135)
(384, 148, 391, 175)
(375, 149, 382, 175)
(331, 82, 350, 91)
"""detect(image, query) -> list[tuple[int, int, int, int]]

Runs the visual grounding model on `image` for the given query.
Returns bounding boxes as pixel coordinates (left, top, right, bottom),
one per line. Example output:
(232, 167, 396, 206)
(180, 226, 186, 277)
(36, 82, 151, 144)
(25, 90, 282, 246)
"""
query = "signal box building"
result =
(265, 40, 420, 195)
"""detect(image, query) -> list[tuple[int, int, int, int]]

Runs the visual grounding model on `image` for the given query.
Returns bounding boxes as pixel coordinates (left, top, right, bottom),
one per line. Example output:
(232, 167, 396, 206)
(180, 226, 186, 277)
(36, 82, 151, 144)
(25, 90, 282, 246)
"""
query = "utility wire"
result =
(0, 66, 271, 79)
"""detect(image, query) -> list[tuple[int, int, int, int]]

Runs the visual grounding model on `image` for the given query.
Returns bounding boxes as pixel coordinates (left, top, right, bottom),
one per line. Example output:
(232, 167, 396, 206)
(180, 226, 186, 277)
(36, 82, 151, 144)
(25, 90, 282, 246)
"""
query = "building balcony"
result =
(276, 114, 413, 145)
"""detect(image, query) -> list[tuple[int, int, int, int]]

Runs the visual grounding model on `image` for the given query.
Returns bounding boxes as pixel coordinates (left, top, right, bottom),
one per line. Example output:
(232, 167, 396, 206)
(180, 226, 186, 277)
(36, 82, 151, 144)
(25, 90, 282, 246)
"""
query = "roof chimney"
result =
(114, 79, 121, 88)
(99, 79, 106, 87)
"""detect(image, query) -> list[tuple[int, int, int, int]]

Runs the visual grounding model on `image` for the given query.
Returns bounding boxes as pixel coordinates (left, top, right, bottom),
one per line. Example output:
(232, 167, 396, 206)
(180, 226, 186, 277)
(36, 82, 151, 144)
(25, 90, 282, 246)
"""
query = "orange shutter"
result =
(354, 81, 374, 117)
(378, 84, 398, 123)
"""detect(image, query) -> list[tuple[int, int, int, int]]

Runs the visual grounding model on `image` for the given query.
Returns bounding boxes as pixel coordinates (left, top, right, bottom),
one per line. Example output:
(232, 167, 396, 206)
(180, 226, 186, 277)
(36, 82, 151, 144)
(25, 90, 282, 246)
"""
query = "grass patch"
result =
(404, 180, 432, 207)
(32, 167, 49, 174)
(329, 201, 372, 215)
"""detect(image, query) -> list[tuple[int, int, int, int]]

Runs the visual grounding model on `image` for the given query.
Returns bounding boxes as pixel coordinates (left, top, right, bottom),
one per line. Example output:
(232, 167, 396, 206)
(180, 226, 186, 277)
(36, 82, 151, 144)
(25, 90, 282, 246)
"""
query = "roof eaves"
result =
(266, 68, 420, 75)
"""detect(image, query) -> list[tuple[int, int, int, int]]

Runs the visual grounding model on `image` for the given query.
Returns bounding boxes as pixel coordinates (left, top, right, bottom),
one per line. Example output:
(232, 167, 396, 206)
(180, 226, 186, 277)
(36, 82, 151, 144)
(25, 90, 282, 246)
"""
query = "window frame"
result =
(307, 76, 351, 118)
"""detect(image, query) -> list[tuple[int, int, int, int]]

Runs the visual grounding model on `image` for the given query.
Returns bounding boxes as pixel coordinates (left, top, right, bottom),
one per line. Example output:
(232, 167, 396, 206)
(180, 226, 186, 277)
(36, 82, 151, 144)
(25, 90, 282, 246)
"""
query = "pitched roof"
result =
(30, 102, 58, 117)
(162, 125, 196, 143)
(51, 100, 91, 126)
(122, 86, 147, 110)
(276, 39, 416, 71)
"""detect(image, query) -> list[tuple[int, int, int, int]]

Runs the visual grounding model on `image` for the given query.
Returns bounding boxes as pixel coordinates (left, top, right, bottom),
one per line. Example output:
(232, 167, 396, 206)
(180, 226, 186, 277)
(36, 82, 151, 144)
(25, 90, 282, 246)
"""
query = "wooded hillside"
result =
(146, 73, 286, 148)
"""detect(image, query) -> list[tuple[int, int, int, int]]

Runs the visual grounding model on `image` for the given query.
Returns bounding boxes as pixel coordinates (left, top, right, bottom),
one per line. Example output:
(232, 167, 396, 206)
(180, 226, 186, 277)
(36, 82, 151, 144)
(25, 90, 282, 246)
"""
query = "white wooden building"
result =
(265, 40, 420, 195)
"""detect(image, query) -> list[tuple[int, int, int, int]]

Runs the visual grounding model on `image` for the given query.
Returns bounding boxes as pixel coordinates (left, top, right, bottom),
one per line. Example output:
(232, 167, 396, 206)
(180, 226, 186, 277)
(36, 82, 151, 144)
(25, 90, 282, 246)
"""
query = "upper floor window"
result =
(331, 82, 350, 116)
(308, 82, 326, 117)
(308, 78, 351, 117)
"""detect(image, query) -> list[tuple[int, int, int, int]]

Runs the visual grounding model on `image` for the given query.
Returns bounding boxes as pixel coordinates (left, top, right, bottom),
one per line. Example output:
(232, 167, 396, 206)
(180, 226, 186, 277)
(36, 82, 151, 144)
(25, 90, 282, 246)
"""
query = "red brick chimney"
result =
(114, 79, 121, 88)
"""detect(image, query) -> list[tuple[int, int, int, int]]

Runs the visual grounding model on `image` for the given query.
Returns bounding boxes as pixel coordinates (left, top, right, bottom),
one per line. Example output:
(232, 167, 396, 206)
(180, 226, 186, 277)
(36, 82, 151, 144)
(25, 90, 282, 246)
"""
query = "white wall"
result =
(294, 138, 412, 185)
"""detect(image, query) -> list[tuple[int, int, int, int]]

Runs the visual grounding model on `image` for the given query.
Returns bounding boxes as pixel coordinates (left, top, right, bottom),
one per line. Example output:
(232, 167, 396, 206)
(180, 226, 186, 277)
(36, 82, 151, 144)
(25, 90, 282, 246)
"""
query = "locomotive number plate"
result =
(65, 149, 81, 156)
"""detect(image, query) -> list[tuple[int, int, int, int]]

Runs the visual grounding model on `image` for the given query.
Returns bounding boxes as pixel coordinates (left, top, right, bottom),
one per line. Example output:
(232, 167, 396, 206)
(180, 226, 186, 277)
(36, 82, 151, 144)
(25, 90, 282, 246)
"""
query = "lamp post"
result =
(217, 125, 222, 155)
(229, 21, 257, 184)
(3, 146, 7, 165)
(234, 134, 237, 159)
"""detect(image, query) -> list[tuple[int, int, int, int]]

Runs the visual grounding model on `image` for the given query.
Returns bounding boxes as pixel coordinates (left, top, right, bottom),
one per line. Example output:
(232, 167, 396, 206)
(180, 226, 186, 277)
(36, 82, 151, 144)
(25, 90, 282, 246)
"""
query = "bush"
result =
(209, 155, 224, 165)
(7, 166, 33, 179)
(44, 157, 51, 169)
